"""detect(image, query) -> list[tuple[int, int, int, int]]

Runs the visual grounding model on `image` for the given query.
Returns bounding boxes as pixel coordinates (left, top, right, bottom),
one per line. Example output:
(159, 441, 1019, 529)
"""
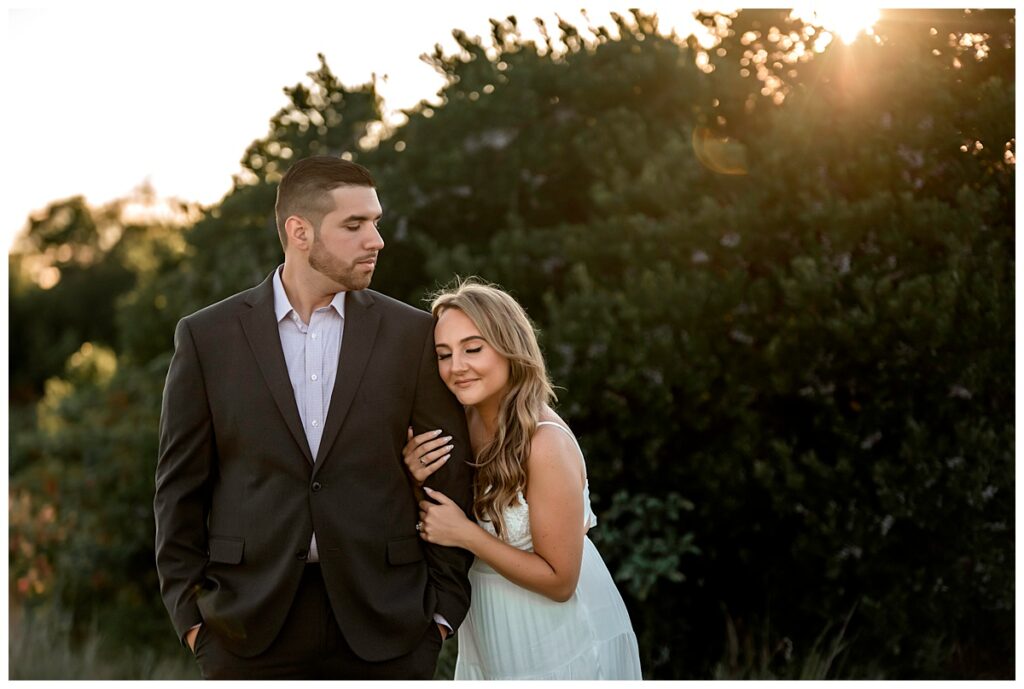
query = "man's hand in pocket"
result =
(187, 624, 201, 653)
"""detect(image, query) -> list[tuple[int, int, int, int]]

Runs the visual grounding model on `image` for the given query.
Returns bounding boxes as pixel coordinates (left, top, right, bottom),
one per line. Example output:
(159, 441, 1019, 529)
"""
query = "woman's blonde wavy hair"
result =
(431, 278, 556, 540)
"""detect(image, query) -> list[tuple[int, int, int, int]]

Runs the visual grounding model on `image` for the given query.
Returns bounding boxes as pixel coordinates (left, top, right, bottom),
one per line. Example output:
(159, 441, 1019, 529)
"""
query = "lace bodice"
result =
(478, 422, 598, 551)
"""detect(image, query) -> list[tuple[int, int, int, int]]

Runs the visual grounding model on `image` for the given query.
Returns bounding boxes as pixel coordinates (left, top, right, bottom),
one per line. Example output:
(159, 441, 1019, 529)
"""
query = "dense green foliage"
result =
(9, 9, 1014, 679)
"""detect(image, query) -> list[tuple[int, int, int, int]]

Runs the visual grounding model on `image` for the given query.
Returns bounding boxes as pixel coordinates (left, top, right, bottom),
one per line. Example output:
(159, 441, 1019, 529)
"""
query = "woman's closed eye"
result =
(437, 346, 482, 361)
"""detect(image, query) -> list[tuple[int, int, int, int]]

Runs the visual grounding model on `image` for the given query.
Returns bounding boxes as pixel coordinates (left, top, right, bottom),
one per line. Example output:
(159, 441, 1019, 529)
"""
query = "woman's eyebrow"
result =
(434, 335, 483, 349)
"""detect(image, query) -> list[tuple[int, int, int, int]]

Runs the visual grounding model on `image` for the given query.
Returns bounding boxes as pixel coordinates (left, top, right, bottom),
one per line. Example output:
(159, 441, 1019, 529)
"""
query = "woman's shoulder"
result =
(526, 415, 583, 484)
(523, 422, 585, 508)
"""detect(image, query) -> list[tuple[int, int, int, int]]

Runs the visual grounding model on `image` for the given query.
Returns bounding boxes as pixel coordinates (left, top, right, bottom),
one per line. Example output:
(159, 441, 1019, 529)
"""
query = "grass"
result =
(9, 602, 199, 680)
(10, 600, 461, 680)
(712, 603, 871, 680)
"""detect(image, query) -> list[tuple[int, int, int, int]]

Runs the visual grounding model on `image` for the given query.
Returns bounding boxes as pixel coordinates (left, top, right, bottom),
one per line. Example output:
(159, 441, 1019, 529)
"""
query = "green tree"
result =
(9, 191, 193, 401)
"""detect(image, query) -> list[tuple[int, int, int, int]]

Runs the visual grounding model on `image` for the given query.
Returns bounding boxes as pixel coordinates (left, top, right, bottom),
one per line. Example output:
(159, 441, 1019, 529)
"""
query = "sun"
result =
(791, 5, 881, 44)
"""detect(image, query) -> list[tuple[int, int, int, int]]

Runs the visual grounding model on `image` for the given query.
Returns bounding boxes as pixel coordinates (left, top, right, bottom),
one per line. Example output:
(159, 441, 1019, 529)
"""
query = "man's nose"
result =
(366, 224, 385, 250)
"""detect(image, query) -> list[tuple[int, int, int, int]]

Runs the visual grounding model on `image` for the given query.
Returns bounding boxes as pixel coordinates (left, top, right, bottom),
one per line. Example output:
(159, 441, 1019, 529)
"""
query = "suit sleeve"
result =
(153, 318, 215, 646)
(411, 319, 475, 632)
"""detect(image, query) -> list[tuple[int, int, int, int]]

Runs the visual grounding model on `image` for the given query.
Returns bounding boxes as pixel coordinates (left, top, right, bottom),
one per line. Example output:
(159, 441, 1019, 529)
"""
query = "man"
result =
(154, 156, 474, 679)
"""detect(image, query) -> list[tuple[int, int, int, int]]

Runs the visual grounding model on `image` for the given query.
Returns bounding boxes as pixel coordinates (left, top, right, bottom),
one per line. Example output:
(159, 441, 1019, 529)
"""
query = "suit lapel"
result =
(240, 271, 315, 465)
(313, 289, 380, 473)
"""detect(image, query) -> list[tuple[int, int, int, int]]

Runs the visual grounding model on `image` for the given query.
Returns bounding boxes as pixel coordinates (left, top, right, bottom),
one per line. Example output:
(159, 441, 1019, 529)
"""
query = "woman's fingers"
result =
(418, 433, 453, 458)
(401, 430, 453, 485)
(419, 442, 453, 467)
(415, 456, 448, 482)
(404, 433, 453, 467)
(422, 486, 455, 505)
(419, 508, 429, 540)
(402, 429, 449, 458)
(403, 428, 437, 452)
(403, 447, 450, 481)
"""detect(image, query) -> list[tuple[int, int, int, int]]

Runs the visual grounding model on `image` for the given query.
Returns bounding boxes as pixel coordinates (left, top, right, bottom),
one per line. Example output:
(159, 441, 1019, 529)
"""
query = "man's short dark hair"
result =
(275, 156, 376, 249)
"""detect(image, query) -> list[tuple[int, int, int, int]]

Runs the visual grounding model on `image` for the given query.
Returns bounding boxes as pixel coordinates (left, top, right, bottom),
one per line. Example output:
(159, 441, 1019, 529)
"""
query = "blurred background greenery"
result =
(8, 8, 1014, 680)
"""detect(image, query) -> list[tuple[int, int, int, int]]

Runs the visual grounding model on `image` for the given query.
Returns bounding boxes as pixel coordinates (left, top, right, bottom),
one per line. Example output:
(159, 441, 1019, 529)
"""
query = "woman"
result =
(404, 279, 642, 680)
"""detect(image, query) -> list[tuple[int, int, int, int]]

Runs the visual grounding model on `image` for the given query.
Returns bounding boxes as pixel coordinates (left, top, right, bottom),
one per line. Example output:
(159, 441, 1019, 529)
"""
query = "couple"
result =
(153, 155, 642, 680)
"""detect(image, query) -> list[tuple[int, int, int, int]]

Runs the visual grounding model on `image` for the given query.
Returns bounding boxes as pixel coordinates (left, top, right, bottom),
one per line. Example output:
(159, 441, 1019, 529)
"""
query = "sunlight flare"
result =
(791, 5, 881, 44)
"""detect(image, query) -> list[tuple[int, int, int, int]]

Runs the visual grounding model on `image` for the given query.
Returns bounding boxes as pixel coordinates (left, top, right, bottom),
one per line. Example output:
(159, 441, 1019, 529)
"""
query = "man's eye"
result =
(345, 225, 360, 231)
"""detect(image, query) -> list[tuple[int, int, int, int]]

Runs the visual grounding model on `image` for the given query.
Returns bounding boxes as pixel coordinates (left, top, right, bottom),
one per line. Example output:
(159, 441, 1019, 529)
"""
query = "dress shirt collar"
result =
(272, 264, 346, 324)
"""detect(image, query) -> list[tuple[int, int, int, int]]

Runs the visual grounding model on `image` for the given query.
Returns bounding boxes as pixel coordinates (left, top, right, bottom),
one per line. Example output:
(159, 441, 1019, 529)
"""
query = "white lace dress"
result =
(453, 422, 643, 680)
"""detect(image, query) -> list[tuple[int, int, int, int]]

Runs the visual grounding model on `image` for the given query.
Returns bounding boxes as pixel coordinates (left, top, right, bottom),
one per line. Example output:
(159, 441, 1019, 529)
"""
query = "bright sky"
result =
(3, 1, 710, 252)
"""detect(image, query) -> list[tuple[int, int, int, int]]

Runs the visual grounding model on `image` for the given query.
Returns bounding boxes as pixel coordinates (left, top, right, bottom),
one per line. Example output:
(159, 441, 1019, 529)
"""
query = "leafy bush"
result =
(10, 348, 174, 649)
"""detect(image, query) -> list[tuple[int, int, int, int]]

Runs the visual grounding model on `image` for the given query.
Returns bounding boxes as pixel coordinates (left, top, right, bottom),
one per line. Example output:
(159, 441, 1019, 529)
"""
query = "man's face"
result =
(308, 185, 384, 291)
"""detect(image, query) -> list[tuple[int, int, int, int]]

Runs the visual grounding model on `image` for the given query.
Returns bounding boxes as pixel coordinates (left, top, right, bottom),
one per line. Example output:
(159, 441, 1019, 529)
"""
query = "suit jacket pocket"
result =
(387, 536, 424, 565)
(208, 536, 244, 564)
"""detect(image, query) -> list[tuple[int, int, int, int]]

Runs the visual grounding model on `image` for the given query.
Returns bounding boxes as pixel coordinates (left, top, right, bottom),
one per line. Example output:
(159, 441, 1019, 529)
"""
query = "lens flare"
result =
(692, 127, 748, 176)
(791, 5, 881, 44)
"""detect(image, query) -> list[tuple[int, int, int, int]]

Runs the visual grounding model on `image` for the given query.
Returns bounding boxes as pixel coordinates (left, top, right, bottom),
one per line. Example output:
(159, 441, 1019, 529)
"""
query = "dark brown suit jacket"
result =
(154, 271, 474, 661)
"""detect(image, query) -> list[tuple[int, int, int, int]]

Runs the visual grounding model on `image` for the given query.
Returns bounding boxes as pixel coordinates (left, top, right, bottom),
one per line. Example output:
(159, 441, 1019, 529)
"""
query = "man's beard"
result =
(308, 235, 374, 291)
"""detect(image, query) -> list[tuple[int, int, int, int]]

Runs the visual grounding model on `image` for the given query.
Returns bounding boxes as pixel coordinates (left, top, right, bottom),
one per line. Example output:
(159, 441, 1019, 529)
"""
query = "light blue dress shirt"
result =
(273, 266, 345, 563)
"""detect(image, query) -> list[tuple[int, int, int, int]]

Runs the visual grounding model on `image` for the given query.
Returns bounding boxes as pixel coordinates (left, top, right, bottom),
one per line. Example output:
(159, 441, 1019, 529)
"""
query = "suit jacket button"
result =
(295, 550, 308, 560)
(312, 481, 322, 492)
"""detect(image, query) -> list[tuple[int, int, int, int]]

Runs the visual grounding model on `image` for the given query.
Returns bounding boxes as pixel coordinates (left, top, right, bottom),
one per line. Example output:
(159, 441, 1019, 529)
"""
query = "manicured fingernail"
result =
(423, 486, 434, 493)
(444, 445, 453, 452)
(442, 436, 452, 442)
(441, 454, 451, 462)
(432, 429, 444, 436)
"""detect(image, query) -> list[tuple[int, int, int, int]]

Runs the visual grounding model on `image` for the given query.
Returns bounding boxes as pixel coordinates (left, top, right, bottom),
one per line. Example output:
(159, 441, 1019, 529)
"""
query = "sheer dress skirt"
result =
(453, 537, 642, 680)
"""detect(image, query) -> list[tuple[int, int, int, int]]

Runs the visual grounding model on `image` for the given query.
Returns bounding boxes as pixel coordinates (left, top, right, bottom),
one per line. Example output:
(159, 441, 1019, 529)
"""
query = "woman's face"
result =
(434, 307, 511, 412)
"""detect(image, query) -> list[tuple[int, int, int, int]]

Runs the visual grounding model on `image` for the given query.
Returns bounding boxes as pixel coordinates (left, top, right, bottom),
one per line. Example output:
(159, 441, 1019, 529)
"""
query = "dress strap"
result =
(536, 421, 586, 470)
(536, 421, 597, 529)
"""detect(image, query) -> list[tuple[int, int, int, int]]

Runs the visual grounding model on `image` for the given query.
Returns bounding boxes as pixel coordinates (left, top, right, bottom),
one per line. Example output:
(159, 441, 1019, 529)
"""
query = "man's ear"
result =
(285, 216, 311, 249)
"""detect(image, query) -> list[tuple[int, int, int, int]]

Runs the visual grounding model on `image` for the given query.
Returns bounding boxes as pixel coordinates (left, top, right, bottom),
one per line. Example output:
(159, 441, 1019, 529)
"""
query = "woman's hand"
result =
(418, 487, 476, 549)
(402, 427, 453, 485)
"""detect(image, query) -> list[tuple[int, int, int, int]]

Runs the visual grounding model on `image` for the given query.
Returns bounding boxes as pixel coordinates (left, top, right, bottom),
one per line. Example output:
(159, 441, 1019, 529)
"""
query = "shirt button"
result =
(311, 374, 318, 381)
(311, 419, 319, 427)
(311, 482, 322, 492)
(311, 333, 318, 340)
